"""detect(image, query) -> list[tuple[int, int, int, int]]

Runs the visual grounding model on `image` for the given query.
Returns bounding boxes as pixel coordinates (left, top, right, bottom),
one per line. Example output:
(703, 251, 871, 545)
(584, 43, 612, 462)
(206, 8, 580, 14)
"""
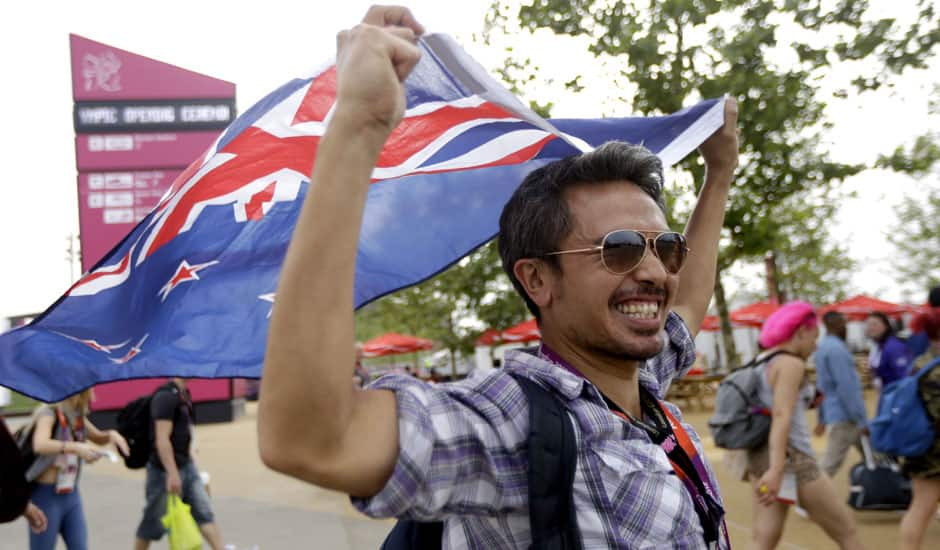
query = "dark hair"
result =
(929, 286, 940, 308)
(822, 311, 845, 330)
(868, 311, 895, 342)
(497, 142, 667, 319)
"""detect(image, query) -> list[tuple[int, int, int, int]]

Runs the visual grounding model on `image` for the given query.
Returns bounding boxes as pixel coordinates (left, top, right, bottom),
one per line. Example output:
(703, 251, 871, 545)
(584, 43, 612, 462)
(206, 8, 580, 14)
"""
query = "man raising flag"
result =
(259, 5, 739, 548)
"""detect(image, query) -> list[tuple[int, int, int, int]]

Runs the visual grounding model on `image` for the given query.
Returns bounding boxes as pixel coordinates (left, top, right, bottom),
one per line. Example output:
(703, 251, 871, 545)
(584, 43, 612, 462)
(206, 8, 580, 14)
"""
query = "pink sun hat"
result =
(758, 301, 817, 349)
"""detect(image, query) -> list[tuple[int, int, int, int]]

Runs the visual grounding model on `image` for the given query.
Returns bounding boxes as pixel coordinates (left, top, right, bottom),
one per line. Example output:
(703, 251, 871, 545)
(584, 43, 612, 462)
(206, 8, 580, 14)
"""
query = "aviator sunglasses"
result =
(544, 229, 690, 275)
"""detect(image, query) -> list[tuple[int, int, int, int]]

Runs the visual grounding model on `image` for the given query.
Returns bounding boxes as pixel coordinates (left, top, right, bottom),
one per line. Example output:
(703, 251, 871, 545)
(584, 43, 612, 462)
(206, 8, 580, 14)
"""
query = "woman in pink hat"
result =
(746, 301, 865, 550)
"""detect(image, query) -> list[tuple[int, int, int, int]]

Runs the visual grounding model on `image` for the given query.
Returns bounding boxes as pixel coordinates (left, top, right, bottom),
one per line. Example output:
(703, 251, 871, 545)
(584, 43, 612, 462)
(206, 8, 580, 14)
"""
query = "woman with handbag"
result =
(746, 301, 865, 550)
(25, 388, 128, 550)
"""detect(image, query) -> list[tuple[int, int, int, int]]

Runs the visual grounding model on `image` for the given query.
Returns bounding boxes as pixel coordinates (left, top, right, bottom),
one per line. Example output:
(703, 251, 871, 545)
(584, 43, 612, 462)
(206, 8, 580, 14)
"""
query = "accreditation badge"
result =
(55, 453, 79, 494)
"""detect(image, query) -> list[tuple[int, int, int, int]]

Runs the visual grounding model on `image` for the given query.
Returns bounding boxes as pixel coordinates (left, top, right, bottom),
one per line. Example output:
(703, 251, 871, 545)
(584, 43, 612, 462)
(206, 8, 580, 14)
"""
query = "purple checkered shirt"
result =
(352, 312, 728, 549)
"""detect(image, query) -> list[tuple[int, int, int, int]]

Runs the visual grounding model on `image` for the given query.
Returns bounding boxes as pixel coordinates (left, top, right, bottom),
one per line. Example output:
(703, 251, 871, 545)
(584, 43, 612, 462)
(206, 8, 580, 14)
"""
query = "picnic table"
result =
(666, 372, 724, 411)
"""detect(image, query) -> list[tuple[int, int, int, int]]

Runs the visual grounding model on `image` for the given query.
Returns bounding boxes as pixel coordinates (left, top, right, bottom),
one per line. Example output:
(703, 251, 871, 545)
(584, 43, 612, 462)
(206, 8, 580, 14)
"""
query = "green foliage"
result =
(876, 133, 940, 290)
(876, 134, 940, 177)
(355, 241, 529, 357)
(886, 185, 940, 289)
(486, 0, 938, 303)
(359, 0, 938, 355)
(772, 194, 857, 304)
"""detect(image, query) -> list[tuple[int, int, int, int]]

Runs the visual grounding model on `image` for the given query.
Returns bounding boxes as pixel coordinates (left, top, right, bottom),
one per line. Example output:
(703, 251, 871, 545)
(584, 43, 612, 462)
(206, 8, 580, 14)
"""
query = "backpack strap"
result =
(510, 373, 582, 550)
(737, 349, 802, 371)
(379, 373, 581, 550)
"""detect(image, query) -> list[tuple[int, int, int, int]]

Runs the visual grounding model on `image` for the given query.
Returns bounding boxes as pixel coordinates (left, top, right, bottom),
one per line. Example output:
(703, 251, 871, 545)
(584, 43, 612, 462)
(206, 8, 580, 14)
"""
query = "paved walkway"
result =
(1, 404, 393, 549)
(4, 394, 940, 549)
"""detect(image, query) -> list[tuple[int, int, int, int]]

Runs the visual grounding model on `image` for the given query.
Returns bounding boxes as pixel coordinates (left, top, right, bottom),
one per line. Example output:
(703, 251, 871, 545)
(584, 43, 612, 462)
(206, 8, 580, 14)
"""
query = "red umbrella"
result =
(501, 319, 541, 343)
(701, 315, 720, 332)
(362, 332, 434, 357)
(730, 301, 780, 328)
(475, 329, 502, 347)
(820, 294, 909, 321)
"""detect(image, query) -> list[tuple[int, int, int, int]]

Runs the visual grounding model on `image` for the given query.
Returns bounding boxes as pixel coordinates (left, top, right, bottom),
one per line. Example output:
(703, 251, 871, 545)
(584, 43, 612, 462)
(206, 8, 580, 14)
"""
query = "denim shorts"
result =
(136, 461, 215, 540)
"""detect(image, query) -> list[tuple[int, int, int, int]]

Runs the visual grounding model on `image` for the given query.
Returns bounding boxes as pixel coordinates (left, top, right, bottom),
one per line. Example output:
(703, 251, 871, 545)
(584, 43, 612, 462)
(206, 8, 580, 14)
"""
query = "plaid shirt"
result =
(353, 312, 728, 549)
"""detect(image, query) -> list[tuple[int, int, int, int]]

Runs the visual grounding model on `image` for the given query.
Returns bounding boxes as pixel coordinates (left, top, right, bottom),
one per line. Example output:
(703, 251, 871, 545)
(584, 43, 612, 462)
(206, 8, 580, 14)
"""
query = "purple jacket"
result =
(871, 335, 913, 386)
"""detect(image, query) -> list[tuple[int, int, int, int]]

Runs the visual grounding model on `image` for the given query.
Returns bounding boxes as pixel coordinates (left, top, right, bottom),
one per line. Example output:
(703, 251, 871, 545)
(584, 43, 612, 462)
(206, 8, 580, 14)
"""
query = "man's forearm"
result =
(674, 165, 733, 331)
(260, 113, 388, 460)
(156, 438, 179, 478)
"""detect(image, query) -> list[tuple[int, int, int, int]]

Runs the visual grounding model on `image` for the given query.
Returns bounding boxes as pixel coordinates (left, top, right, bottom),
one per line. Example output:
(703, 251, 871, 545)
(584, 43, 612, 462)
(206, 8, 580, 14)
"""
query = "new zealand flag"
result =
(0, 34, 724, 401)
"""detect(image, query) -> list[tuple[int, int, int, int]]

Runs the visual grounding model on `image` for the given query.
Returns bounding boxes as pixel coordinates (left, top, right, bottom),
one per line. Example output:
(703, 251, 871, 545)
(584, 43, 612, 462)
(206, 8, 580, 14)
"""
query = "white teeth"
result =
(615, 301, 659, 319)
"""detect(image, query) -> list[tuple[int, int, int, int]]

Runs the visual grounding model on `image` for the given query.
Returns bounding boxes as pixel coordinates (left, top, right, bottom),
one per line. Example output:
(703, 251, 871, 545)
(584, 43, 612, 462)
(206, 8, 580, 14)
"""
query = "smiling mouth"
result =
(614, 301, 661, 320)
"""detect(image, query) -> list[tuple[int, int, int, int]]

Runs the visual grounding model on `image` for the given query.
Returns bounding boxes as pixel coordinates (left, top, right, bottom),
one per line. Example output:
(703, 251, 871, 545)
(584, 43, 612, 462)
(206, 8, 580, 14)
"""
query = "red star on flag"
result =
(158, 259, 219, 301)
(53, 331, 129, 354)
(110, 334, 148, 365)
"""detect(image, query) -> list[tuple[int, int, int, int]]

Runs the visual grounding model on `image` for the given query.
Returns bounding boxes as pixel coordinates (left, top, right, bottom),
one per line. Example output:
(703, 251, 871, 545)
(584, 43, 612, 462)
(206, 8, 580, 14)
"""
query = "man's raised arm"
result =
(673, 97, 739, 335)
(258, 5, 424, 498)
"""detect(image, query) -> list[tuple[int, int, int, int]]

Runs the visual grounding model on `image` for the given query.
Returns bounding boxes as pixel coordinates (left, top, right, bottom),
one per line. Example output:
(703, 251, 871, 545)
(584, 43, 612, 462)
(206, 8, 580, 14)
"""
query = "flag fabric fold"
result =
(0, 34, 724, 402)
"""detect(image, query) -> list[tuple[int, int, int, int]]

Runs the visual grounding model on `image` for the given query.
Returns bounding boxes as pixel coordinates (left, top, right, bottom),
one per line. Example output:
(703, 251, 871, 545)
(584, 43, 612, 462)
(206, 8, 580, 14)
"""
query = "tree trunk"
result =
(764, 251, 785, 304)
(450, 349, 457, 380)
(714, 266, 740, 370)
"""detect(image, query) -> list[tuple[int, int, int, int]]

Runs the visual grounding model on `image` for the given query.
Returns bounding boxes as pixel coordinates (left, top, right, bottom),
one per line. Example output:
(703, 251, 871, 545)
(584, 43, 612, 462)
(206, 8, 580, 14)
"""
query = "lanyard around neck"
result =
(538, 344, 727, 547)
(55, 407, 84, 441)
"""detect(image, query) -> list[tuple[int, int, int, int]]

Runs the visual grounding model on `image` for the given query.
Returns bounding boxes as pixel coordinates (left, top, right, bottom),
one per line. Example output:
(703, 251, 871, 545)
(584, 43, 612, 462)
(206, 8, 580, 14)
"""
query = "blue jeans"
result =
(29, 483, 88, 550)
(136, 461, 215, 540)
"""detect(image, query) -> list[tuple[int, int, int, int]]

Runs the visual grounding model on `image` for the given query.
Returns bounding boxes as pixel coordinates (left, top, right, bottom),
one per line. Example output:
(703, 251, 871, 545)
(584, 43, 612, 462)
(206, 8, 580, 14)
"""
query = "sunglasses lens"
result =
(654, 233, 687, 274)
(601, 230, 647, 273)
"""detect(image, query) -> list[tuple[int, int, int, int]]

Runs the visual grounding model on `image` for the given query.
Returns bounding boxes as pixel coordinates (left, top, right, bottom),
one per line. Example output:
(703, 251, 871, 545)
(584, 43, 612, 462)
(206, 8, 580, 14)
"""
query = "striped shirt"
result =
(352, 312, 727, 549)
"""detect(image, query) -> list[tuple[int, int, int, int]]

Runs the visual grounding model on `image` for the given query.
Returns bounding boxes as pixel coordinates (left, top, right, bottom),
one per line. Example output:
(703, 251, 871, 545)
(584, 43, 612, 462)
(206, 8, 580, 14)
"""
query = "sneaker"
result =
(794, 505, 809, 518)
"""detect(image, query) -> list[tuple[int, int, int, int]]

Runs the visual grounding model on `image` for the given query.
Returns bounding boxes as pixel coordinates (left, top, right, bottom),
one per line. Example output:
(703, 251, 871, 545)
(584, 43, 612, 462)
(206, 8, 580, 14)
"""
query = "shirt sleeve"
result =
(831, 353, 869, 425)
(645, 311, 697, 395)
(150, 389, 179, 421)
(351, 372, 530, 520)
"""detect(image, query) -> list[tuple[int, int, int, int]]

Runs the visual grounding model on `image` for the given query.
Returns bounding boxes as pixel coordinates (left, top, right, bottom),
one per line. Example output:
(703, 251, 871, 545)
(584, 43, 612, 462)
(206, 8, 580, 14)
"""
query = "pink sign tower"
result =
(69, 35, 248, 423)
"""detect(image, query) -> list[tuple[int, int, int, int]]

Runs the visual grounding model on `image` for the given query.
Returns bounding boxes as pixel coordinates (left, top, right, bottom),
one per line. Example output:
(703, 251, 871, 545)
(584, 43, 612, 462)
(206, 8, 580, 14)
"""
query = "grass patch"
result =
(2, 390, 39, 415)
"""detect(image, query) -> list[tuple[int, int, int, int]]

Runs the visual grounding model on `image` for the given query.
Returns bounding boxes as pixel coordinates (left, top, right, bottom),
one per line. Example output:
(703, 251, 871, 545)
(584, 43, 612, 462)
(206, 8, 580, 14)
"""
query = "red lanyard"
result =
(539, 344, 728, 548)
(54, 407, 85, 442)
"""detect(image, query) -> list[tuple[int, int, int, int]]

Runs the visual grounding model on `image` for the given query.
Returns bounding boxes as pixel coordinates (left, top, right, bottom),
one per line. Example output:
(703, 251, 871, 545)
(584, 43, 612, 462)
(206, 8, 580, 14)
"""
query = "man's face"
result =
(540, 181, 679, 361)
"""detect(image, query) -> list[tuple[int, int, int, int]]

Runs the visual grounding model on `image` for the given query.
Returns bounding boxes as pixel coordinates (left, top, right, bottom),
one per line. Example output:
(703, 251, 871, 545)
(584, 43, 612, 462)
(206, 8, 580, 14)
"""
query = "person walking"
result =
(898, 358, 940, 550)
(26, 389, 128, 550)
(747, 301, 865, 550)
(909, 286, 940, 362)
(814, 311, 869, 477)
(134, 378, 224, 550)
(866, 311, 913, 388)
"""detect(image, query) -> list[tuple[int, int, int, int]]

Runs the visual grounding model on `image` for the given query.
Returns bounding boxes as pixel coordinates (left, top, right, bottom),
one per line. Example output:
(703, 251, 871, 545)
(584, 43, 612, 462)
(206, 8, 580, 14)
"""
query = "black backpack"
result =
(380, 373, 582, 550)
(116, 383, 177, 469)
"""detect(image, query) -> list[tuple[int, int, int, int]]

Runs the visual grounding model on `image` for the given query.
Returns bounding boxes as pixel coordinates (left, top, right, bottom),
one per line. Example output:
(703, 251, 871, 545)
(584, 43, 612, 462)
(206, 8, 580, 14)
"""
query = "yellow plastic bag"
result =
(161, 494, 203, 550)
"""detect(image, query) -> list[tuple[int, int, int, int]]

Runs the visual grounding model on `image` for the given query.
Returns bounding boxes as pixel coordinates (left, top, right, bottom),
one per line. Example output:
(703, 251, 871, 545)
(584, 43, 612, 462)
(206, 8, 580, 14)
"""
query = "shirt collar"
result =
(502, 345, 661, 402)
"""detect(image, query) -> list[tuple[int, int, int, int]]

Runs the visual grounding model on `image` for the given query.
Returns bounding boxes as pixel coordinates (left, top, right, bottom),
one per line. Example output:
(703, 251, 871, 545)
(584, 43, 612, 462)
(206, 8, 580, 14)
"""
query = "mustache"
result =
(611, 285, 667, 303)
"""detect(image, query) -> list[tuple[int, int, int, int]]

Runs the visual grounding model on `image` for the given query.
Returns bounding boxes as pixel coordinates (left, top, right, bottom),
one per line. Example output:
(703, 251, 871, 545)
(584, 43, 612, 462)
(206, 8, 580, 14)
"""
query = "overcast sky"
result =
(0, 0, 936, 323)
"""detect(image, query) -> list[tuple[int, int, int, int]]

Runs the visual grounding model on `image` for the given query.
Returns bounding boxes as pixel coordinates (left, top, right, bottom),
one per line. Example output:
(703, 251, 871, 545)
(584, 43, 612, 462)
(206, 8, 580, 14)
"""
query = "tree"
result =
(886, 185, 940, 290)
(484, 0, 939, 366)
(355, 241, 529, 377)
(878, 91, 940, 292)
